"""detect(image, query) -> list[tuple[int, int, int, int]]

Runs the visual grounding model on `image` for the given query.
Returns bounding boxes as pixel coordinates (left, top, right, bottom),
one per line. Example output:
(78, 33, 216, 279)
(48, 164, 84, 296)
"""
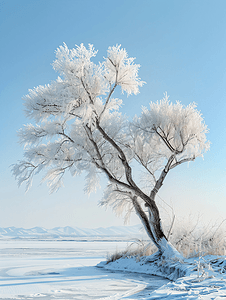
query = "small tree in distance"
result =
(12, 43, 210, 259)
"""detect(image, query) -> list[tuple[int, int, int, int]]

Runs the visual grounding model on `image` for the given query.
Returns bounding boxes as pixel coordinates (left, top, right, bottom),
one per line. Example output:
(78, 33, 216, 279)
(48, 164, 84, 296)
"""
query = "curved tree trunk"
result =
(132, 195, 182, 260)
(132, 196, 161, 249)
(95, 122, 182, 259)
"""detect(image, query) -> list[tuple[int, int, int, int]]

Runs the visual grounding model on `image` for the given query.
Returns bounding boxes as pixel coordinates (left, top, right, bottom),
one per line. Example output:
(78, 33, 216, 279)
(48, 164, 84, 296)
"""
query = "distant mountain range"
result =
(0, 225, 147, 240)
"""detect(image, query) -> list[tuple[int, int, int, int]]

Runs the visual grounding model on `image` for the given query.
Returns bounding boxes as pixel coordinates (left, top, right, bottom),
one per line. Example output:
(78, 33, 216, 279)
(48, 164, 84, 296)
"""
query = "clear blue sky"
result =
(0, 0, 226, 229)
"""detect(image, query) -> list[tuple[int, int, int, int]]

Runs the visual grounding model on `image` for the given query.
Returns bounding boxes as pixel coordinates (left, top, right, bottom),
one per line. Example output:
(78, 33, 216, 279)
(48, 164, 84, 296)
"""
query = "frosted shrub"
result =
(107, 220, 226, 263)
(169, 221, 226, 258)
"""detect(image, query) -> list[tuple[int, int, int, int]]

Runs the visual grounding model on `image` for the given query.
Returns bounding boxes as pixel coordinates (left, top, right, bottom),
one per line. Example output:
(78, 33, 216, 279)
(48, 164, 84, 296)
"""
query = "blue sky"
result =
(0, 0, 226, 229)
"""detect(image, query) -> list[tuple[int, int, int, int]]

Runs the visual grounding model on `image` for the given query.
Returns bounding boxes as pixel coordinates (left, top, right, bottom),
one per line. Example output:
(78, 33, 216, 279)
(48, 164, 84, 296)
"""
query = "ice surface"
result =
(4, 235, 226, 299)
(0, 240, 168, 299)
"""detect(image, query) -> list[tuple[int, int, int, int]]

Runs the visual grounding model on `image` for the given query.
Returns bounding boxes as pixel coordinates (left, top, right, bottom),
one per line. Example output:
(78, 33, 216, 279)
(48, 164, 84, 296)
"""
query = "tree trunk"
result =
(132, 196, 183, 260)
(132, 196, 161, 249)
(95, 123, 182, 259)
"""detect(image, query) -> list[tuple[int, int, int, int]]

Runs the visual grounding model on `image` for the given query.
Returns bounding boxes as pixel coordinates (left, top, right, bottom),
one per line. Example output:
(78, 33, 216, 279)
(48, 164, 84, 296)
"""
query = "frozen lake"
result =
(0, 240, 169, 299)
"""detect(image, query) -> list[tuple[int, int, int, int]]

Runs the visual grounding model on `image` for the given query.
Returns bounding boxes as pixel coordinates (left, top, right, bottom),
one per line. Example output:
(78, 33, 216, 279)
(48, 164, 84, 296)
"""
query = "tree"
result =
(12, 43, 210, 258)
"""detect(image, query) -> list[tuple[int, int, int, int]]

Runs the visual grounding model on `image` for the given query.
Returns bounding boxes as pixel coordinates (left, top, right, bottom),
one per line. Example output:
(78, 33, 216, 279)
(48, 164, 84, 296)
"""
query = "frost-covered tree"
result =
(12, 43, 209, 258)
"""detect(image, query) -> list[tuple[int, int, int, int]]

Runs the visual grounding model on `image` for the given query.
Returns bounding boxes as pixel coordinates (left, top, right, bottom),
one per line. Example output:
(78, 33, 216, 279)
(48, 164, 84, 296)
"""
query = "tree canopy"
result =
(12, 43, 210, 256)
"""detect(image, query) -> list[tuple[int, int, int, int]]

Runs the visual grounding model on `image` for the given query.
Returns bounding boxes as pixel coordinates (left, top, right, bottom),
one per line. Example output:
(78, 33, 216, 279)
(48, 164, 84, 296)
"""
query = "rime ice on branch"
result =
(12, 43, 209, 258)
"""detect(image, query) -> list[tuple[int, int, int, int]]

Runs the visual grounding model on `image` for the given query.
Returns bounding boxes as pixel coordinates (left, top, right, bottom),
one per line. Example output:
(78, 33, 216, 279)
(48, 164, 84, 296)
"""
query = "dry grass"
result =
(106, 239, 157, 264)
(170, 221, 226, 258)
(107, 220, 226, 263)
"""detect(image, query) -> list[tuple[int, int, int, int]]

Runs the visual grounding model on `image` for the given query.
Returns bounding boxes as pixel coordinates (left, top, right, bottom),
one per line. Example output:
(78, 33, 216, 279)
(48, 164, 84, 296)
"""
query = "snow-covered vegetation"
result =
(107, 220, 226, 264)
(169, 220, 226, 258)
(12, 44, 210, 256)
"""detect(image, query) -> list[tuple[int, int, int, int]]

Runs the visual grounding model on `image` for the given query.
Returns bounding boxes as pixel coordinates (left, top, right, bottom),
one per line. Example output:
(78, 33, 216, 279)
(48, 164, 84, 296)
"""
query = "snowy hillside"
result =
(0, 225, 146, 240)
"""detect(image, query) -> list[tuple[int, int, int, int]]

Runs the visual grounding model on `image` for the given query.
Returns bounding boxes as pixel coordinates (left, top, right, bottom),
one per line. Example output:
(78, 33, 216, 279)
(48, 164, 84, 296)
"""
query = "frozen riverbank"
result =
(100, 252, 226, 298)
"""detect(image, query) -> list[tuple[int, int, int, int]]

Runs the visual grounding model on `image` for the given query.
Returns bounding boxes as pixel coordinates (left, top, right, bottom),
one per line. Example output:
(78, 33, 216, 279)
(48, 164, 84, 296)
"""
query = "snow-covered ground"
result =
(0, 240, 169, 299)
(100, 252, 226, 299)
